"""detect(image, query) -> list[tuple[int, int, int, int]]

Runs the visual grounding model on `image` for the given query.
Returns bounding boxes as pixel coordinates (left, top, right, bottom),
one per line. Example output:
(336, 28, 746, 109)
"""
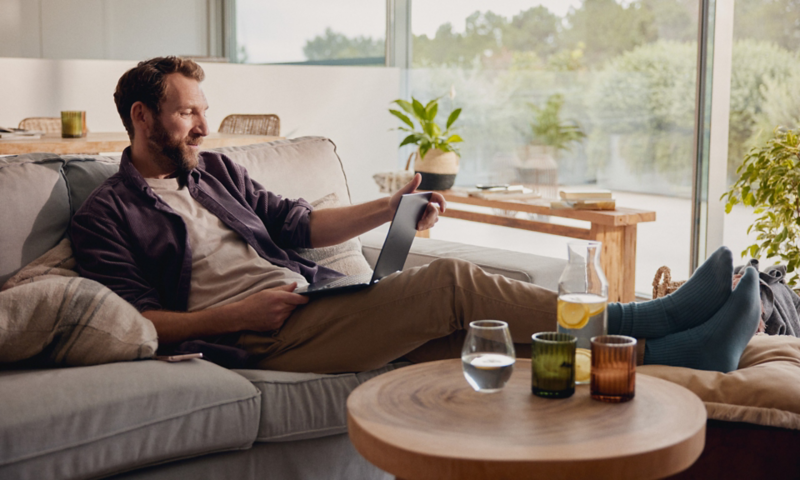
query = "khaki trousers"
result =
(237, 258, 558, 373)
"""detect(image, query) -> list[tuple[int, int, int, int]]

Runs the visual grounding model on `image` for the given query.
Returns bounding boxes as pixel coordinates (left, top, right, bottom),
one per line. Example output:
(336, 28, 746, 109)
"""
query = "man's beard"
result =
(147, 118, 202, 175)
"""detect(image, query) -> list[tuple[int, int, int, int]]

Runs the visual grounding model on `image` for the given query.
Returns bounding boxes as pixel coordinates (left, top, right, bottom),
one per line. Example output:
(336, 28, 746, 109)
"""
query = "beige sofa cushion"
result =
(639, 334, 800, 430)
(212, 137, 371, 275)
(234, 363, 407, 442)
(0, 360, 260, 479)
(211, 137, 352, 208)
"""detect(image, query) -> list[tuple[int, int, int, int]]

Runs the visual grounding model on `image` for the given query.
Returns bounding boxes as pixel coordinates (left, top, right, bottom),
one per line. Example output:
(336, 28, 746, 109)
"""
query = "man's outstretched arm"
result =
(308, 173, 446, 248)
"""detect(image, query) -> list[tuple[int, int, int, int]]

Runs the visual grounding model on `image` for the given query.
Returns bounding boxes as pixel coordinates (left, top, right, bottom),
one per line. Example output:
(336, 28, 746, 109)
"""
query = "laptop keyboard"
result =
(316, 272, 373, 289)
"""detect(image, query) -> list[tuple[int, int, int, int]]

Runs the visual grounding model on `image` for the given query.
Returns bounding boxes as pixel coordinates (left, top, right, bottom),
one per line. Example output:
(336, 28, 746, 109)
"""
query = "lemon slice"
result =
(587, 302, 606, 317)
(557, 300, 589, 329)
(575, 348, 591, 383)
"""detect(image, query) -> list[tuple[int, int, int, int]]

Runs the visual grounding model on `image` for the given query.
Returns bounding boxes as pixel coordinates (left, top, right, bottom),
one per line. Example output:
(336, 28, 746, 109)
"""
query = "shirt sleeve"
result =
(70, 211, 163, 313)
(234, 160, 314, 249)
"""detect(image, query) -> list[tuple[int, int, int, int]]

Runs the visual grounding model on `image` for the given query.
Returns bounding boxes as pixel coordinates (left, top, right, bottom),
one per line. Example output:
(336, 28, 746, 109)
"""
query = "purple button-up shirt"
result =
(70, 148, 342, 313)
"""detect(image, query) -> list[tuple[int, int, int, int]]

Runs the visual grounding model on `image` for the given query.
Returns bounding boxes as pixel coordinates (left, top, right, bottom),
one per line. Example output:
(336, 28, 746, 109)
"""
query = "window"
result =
(235, 0, 386, 65)
(410, 0, 701, 294)
(721, 0, 800, 266)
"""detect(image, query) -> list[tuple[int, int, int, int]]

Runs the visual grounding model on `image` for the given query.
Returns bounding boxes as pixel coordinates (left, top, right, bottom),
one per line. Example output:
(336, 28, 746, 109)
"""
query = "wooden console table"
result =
(0, 132, 281, 155)
(348, 359, 706, 480)
(428, 189, 656, 303)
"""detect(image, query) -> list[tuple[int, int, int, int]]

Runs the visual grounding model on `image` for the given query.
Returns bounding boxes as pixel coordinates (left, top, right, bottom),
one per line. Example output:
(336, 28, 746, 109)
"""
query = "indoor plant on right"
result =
(722, 127, 800, 287)
(390, 96, 462, 190)
(517, 93, 585, 189)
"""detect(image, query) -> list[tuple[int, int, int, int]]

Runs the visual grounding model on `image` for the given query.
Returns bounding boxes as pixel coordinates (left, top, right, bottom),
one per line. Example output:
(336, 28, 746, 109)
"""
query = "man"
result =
(71, 57, 761, 374)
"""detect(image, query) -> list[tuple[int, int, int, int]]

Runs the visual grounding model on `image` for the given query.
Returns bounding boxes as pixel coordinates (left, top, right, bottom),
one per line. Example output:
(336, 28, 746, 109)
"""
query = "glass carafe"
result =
(557, 241, 608, 385)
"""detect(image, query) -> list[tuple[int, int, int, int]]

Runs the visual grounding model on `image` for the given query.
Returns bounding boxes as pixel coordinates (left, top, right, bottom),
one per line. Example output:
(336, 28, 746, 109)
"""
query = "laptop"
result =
(295, 192, 432, 296)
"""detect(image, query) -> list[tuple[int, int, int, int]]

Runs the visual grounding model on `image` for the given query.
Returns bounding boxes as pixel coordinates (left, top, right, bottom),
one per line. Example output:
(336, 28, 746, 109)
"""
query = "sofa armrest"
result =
(360, 230, 564, 291)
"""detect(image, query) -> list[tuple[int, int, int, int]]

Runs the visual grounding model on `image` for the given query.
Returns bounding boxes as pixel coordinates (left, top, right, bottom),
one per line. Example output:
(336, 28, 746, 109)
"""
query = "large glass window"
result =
(235, 0, 386, 64)
(409, 0, 700, 294)
(721, 0, 800, 269)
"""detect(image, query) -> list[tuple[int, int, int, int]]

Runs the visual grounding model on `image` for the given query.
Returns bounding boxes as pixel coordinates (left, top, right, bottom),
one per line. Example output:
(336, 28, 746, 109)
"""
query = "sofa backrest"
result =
(0, 136, 351, 286)
(0, 154, 71, 286)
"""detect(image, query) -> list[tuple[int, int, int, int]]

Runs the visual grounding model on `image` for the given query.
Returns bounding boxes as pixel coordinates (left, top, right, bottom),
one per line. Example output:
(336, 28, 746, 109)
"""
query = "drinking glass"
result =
(557, 241, 608, 385)
(461, 320, 516, 393)
(531, 332, 576, 399)
(590, 335, 637, 403)
(61, 111, 86, 138)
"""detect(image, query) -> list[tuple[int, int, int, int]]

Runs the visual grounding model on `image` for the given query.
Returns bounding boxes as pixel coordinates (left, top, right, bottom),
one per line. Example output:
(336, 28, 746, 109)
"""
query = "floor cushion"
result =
(639, 334, 800, 430)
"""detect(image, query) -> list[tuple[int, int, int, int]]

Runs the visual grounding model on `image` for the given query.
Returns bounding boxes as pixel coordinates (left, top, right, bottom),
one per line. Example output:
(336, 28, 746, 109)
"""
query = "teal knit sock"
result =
(608, 246, 734, 338)
(643, 266, 761, 373)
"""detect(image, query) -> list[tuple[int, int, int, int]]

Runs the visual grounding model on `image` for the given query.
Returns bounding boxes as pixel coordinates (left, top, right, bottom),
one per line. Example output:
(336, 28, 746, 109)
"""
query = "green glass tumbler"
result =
(531, 332, 577, 399)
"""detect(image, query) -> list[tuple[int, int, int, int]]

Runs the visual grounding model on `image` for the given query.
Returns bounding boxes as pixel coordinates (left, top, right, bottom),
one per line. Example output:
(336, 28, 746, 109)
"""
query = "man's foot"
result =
(608, 246, 734, 338)
(643, 266, 761, 373)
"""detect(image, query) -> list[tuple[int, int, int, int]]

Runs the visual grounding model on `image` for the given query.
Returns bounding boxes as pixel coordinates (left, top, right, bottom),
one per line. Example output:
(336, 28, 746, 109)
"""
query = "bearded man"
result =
(70, 56, 761, 374)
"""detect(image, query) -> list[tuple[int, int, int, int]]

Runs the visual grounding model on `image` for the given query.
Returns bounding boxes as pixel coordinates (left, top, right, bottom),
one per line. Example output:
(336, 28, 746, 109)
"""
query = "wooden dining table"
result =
(0, 132, 281, 155)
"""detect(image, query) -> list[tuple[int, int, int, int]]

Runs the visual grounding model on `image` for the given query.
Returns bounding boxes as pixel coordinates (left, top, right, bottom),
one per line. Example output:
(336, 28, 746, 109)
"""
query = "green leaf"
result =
(389, 109, 415, 129)
(426, 103, 438, 122)
(446, 108, 462, 129)
(446, 134, 463, 144)
(393, 99, 414, 115)
(398, 133, 420, 148)
(412, 98, 426, 121)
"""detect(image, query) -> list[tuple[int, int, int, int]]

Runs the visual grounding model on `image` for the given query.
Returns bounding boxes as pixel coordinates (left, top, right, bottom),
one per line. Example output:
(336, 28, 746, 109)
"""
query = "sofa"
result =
(0, 136, 569, 480)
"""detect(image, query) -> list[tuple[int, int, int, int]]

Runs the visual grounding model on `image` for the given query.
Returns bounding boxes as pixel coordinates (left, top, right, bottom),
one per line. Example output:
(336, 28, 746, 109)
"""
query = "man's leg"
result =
(237, 258, 557, 373)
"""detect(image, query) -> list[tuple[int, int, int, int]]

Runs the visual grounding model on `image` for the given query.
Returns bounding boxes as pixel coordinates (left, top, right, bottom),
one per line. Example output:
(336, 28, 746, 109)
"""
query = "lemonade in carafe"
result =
(557, 242, 608, 384)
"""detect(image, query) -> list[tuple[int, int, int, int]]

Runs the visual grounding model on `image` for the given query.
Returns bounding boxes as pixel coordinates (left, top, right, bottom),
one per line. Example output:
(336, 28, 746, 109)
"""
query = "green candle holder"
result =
(531, 332, 576, 399)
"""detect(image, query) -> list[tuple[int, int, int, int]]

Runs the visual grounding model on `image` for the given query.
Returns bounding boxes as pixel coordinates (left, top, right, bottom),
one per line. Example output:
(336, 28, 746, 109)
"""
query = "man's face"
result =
(146, 73, 209, 175)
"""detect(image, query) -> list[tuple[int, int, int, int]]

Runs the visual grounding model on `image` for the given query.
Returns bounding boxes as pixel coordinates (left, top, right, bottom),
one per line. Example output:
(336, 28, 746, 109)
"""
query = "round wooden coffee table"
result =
(347, 359, 706, 480)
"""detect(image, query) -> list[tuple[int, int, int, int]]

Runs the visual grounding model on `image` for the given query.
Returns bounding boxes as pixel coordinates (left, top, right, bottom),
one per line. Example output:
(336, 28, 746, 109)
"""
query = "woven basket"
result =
(652, 266, 686, 299)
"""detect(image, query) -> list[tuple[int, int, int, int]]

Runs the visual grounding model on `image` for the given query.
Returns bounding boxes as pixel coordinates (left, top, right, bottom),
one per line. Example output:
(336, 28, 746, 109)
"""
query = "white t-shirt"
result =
(146, 177, 309, 312)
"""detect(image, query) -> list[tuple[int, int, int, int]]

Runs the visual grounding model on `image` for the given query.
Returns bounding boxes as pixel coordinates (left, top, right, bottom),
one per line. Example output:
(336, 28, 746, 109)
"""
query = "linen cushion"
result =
(211, 137, 352, 207)
(0, 360, 261, 480)
(0, 154, 70, 286)
(234, 363, 406, 442)
(639, 334, 800, 430)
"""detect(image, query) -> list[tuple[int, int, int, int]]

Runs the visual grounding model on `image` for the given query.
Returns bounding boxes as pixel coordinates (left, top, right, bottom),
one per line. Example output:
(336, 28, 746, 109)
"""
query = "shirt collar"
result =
(119, 147, 205, 192)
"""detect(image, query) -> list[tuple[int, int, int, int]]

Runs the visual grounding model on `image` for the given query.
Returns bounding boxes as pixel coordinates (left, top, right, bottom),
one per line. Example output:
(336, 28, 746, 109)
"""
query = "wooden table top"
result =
(0, 132, 281, 155)
(348, 359, 706, 480)
(440, 188, 656, 227)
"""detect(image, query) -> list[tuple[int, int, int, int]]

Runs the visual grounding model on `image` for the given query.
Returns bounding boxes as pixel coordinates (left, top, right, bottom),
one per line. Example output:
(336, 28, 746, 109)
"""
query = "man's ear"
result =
(130, 101, 152, 136)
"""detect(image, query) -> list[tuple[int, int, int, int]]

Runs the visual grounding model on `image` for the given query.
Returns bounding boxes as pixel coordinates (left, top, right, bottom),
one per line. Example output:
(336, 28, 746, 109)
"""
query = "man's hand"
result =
(389, 173, 447, 231)
(142, 283, 310, 344)
(235, 283, 309, 332)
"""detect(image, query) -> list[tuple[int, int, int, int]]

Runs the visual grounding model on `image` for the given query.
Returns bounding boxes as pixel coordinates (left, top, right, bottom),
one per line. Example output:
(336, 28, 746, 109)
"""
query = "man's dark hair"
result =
(114, 56, 205, 138)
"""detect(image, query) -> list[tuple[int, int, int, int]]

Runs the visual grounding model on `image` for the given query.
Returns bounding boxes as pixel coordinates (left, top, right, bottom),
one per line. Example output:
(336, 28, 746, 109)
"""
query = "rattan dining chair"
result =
(18, 117, 61, 134)
(218, 114, 280, 136)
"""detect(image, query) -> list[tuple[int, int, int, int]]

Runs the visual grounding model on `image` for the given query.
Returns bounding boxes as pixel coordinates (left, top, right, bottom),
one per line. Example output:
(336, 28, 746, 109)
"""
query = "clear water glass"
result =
(461, 320, 516, 393)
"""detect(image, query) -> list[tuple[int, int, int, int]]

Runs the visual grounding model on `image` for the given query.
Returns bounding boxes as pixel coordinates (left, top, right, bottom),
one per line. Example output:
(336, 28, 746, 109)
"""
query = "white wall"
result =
(0, 58, 401, 203)
(0, 0, 209, 60)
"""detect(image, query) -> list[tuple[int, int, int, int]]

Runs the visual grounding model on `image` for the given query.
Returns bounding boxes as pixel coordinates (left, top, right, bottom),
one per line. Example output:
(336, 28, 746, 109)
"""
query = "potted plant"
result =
(518, 93, 585, 188)
(722, 127, 800, 287)
(389, 96, 462, 190)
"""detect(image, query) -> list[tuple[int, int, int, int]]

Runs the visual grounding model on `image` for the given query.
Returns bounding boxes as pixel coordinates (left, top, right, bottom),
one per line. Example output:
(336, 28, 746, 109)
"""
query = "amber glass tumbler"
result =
(590, 335, 636, 403)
